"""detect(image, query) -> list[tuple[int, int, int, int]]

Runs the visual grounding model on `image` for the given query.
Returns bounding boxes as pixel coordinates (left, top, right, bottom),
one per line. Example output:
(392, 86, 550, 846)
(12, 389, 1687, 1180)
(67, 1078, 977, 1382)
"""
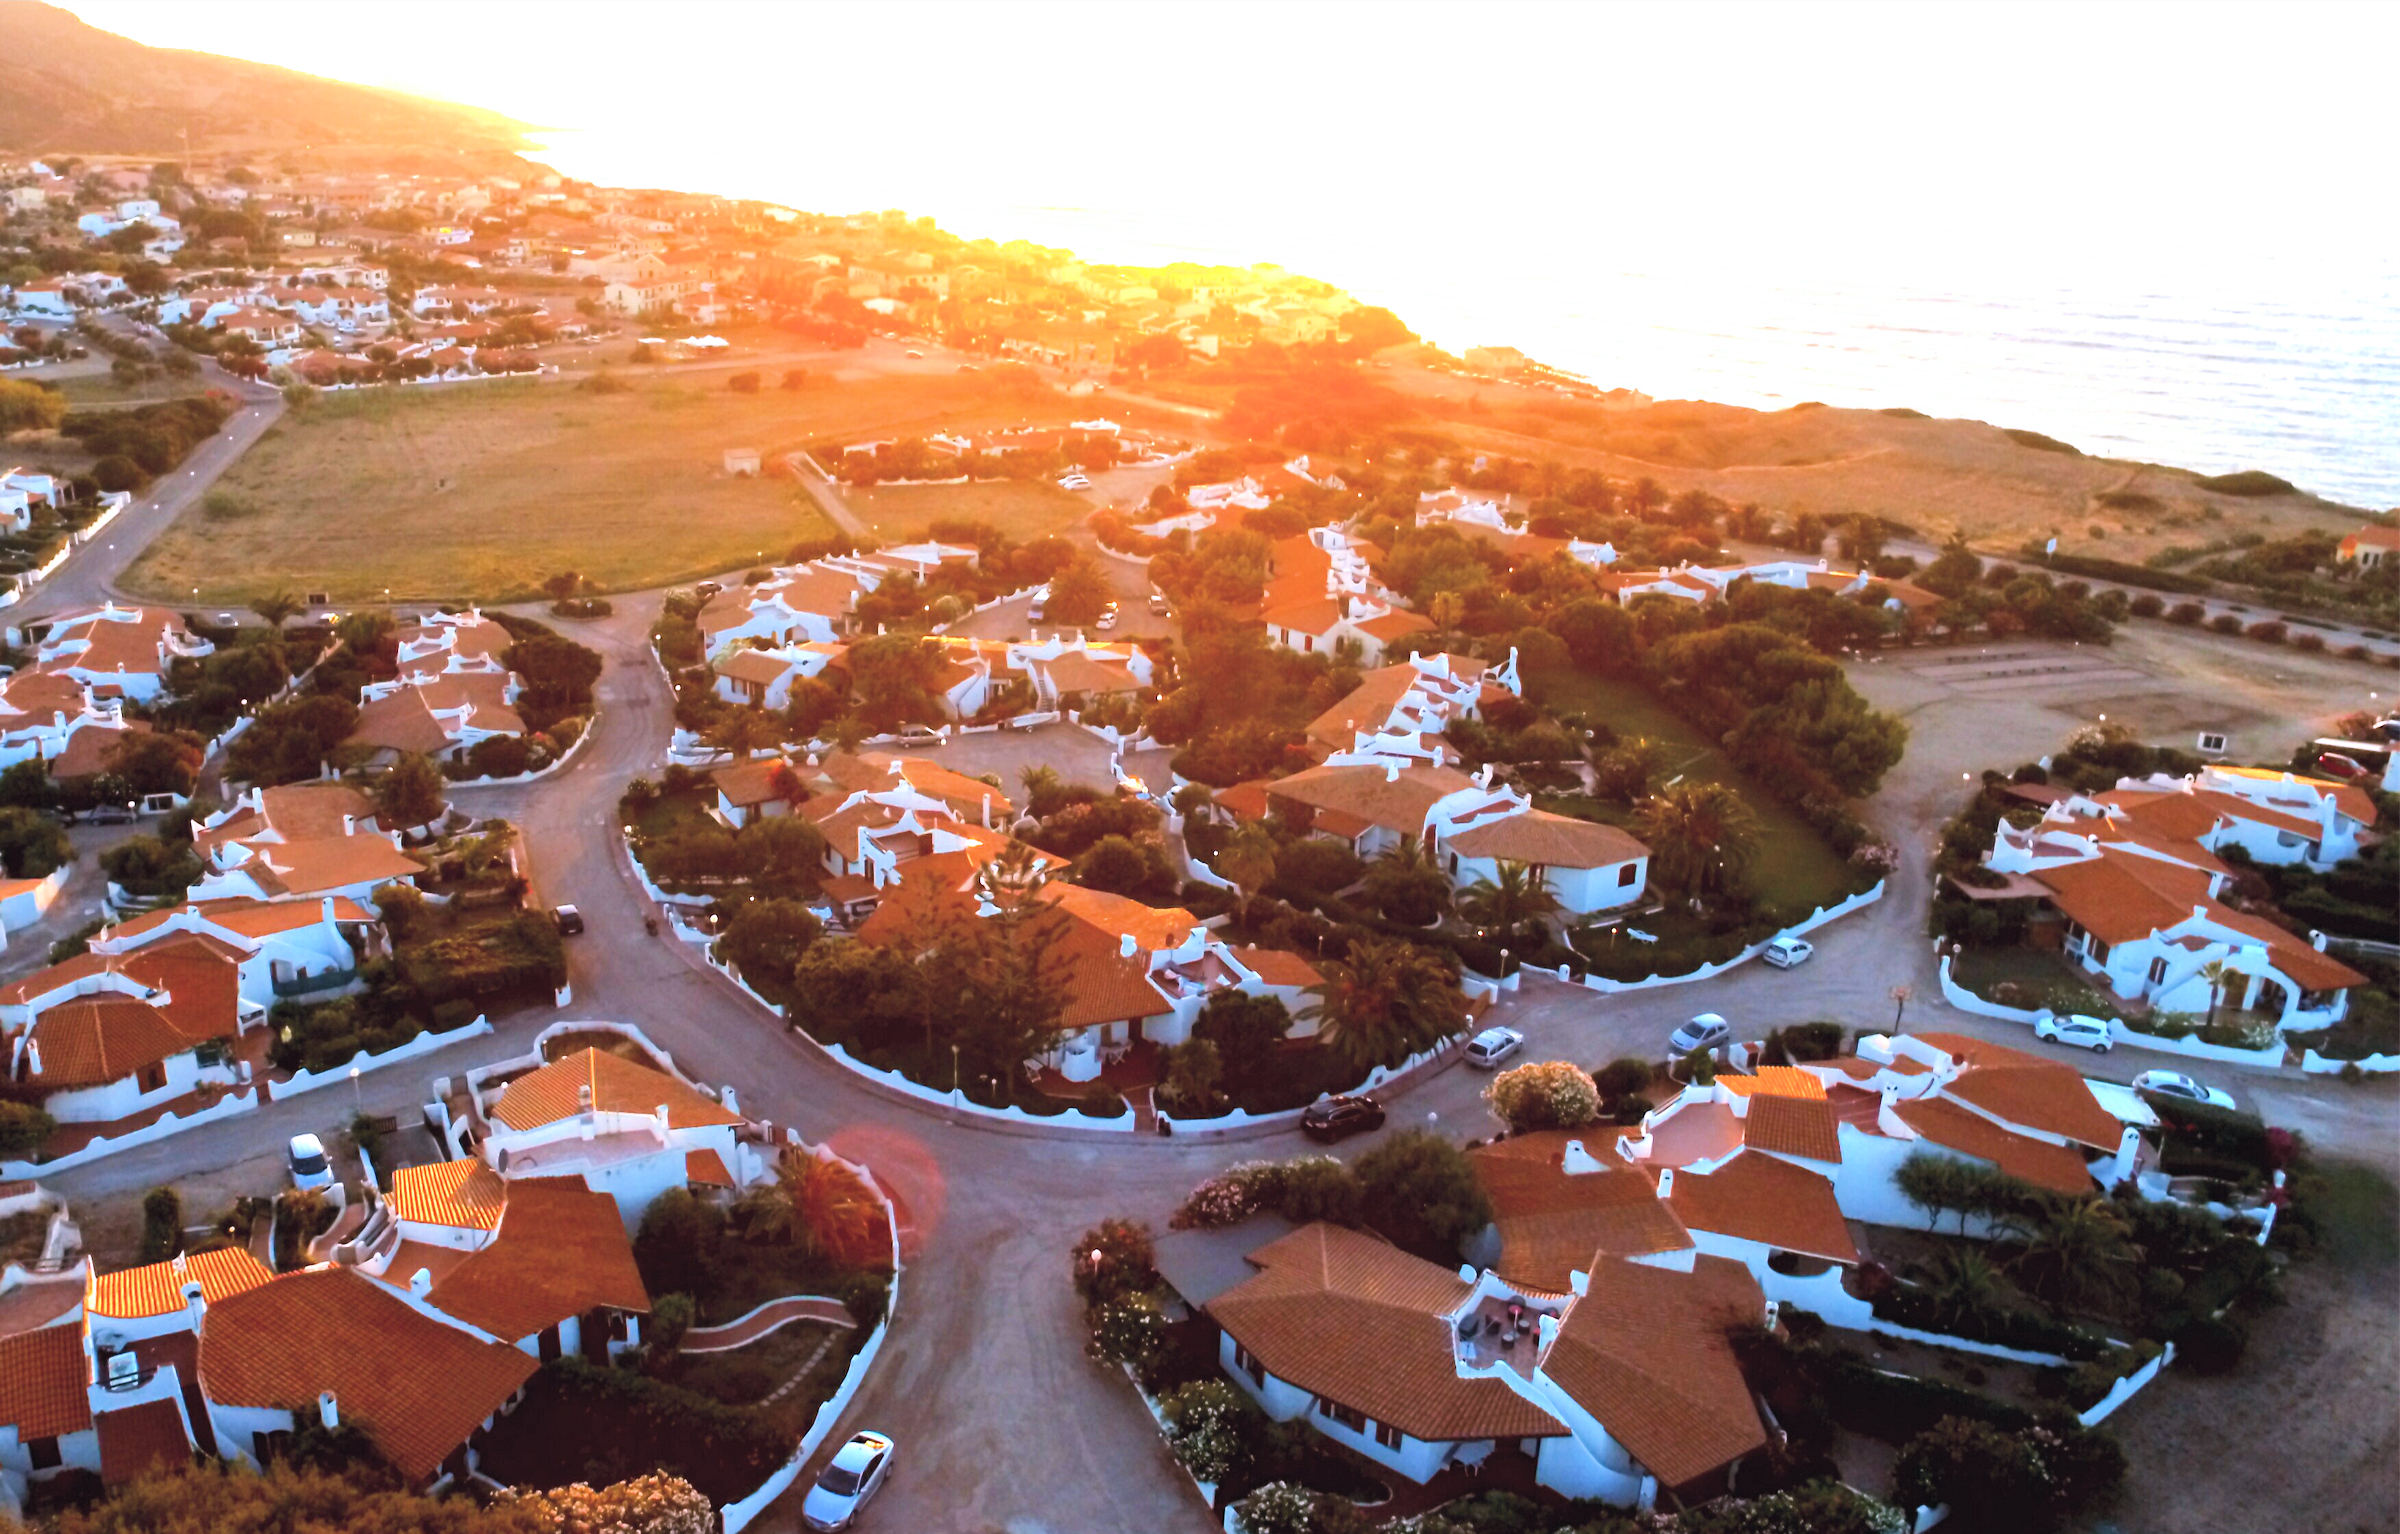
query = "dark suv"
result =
(1301, 1094, 1385, 1143)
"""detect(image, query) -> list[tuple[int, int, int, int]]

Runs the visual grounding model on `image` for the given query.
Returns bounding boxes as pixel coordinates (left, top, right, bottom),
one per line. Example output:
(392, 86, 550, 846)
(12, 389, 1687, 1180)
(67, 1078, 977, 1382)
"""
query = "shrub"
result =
(1071, 1217, 1158, 1306)
(2208, 613, 2244, 635)
(1086, 1289, 1167, 1367)
(139, 1186, 183, 1262)
(1891, 1416, 2122, 1533)
(2171, 1312, 2248, 1374)
(2166, 601, 2205, 624)
(648, 1291, 695, 1355)
(1484, 1059, 1601, 1133)
(2243, 619, 2287, 644)
(1158, 1378, 1260, 1484)
(0, 1102, 56, 1161)
(2292, 632, 2325, 652)
(2127, 593, 2164, 618)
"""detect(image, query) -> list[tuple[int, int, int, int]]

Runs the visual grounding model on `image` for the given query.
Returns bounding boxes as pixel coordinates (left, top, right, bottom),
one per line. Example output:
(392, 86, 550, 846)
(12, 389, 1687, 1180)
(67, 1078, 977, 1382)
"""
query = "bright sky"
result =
(58, 0, 2400, 298)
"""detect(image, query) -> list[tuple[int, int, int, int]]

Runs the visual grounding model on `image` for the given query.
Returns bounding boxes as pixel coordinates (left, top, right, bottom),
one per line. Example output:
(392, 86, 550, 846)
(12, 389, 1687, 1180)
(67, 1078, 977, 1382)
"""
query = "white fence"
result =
(1156, 1038, 1459, 1139)
(1, 1086, 260, 1179)
(1553, 881, 1886, 994)
(2301, 1048, 2400, 1074)
(718, 1134, 904, 1533)
(819, 1043, 1138, 1134)
(1935, 953, 2289, 1069)
(445, 710, 599, 787)
(272, 1017, 492, 1097)
(2077, 1341, 2175, 1427)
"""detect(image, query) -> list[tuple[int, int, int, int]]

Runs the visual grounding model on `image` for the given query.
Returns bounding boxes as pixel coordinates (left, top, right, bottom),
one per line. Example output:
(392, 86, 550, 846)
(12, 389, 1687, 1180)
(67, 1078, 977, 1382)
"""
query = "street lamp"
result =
(348, 1064, 362, 1113)
(1890, 984, 1912, 1031)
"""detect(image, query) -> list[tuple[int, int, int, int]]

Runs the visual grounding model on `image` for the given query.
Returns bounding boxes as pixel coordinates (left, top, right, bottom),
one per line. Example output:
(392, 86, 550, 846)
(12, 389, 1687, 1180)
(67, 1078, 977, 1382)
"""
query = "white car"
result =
(1057, 472, 1092, 491)
(287, 1133, 334, 1191)
(2134, 1070, 2236, 1109)
(801, 1430, 894, 1531)
(1095, 603, 1119, 632)
(1761, 936, 1814, 969)
(2035, 1013, 2114, 1053)
(1026, 586, 1049, 622)
(1463, 1026, 1525, 1069)
(1669, 1013, 1731, 1055)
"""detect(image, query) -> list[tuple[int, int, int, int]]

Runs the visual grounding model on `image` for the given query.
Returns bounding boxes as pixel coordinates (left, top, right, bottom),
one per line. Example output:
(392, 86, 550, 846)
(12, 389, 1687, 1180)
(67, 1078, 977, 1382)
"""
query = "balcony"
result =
(271, 966, 359, 999)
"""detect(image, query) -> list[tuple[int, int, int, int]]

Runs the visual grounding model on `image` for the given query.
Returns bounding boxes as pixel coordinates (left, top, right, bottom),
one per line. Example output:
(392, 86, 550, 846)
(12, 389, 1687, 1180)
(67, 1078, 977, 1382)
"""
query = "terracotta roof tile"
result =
(490, 1047, 742, 1133)
(0, 1323, 92, 1440)
(686, 1148, 736, 1188)
(96, 1396, 191, 1484)
(200, 1267, 536, 1481)
(1473, 1133, 1692, 1293)
(1539, 1256, 1765, 1490)
(1894, 1097, 2102, 1197)
(1662, 1153, 1857, 1265)
(1718, 1067, 1826, 1100)
(89, 1248, 272, 1321)
(1742, 1095, 1843, 1164)
(1226, 946, 1325, 988)
(1212, 1223, 1565, 1442)
(1266, 762, 1476, 835)
(427, 1178, 650, 1343)
(1909, 1032, 2127, 1151)
(1443, 808, 1648, 870)
(389, 1159, 509, 1231)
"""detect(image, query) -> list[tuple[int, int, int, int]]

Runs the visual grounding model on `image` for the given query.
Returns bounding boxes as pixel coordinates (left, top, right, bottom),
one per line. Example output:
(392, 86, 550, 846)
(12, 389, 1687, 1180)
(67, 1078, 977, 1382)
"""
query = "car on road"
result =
(800, 1429, 894, 1531)
(904, 349, 924, 359)
(894, 726, 944, 747)
(553, 905, 584, 936)
(1148, 590, 1170, 615)
(2133, 1069, 2236, 1108)
(1026, 586, 1049, 622)
(82, 802, 137, 825)
(287, 1133, 334, 1191)
(2034, 1013, 2114, 1052)
(1668, 1013, 1731, 1056)
(1761, 936, 1815, 968)
(1301, 1094, 1386, 1142)
(1057, 472, 1092, 491)
(1464, 1026, 1525, 1069)
(1095, 602, 1119, 631)
(2315, 752, 2371, 779)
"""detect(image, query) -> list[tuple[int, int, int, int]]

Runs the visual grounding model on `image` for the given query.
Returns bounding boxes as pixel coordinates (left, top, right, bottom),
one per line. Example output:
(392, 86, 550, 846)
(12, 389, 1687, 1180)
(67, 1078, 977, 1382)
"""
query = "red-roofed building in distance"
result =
(22, 603, 212, 705)
(348, 610, 530, 770)
(0, 929, 253, 1123)
(188, 783, 424, 910)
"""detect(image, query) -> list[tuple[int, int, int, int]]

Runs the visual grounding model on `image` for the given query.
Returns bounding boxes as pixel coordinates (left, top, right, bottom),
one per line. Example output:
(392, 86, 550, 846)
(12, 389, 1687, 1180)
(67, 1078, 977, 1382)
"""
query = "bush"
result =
(2166, 601, 2205, 624)
(0, 1101, 56, 1161)
(1484, 1059, 1601, 1133)
(2243, 619, 2287, 644)
(139, 1186, 183, 1262)
(1891, 1416, 2122, 1533)
(1158, 1378, 1261, 1484)
(648, 1291, 696, 1355)
(2126, 593, 2165, 618)
(2208, 613, 2244, 635)
(2171, 1312, 2249, 1374)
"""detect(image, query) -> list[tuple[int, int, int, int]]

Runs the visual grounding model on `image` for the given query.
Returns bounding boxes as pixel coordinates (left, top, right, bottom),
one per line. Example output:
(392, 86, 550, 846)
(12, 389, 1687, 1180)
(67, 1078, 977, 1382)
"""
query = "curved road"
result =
(31, 387, 2396, 1532)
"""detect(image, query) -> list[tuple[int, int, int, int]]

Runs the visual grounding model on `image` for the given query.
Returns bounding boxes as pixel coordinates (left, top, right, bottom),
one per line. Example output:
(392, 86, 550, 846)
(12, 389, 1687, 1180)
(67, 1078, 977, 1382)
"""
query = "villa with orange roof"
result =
(348, 610, 530, 769)
(1984, 776, 2367, 1030)
(187, 783, 424, 909)
(0, 930, 254, 1122)
(25, 604, 212, 704)
(91, 895, 378, 1011)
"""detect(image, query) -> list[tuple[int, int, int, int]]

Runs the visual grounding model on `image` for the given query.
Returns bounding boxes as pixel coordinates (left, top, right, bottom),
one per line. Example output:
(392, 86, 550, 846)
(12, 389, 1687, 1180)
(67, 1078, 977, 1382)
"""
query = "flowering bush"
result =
(1087, 1291, 1166, 1367)
(1158, 1378, 1259, 1485)
(1171, 1173, 1259, 1229)
(507, 1471, 715, 1534)
(1484, 1059, 1601, 1133)
(1851, 841, 1901, 876)
(1234, 1482, 1321, 1534)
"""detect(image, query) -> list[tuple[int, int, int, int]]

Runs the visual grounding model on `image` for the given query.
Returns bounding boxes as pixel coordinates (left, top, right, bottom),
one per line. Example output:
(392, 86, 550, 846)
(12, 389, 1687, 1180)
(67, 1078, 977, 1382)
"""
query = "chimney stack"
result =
(1120, 931, 1138, 959)
(1655, 1169, 1675, 1201)
(318, 1391, 339, 1430)
(409, 1267, 432, 1298)
(182, 1278, 206, 1332)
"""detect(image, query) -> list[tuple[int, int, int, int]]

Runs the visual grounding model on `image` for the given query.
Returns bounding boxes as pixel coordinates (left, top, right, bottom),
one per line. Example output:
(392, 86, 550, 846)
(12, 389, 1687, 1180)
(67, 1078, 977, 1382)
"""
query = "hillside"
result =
(1377, 364, 2372, 561)
(0, 2, 524, 159)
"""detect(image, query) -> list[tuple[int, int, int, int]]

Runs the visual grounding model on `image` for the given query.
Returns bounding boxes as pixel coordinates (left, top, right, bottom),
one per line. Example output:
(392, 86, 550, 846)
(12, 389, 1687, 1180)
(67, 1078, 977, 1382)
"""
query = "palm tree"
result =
(2198, 958, 2232, 1028)
(1456, 859, 1560, 936)
(2011, 1199, 2138, 1312)
(774, 1147, 885, 1266)
(1925, 1248, 2004, 1332)
(1636, 781, 1761, 905)
(1019, 764, 1062, 818)
(250, 589, 302, 631)
(1308, 937, 1461, 1074)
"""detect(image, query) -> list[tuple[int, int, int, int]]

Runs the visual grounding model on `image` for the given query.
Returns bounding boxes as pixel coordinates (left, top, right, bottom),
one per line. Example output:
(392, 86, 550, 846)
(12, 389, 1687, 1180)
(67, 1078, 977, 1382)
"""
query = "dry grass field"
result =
(846, 478, 1092, 545)
(122, 368, 1080, 603)
(1382, 364, 2369, 561)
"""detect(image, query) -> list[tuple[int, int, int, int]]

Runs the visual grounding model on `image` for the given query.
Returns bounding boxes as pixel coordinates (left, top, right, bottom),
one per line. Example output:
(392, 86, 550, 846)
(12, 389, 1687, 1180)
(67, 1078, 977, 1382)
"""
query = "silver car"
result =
(1669, 1013, 1731, 1055)
(1464, 1026, 1525, 1069)
(802, 1430, 894, 1531)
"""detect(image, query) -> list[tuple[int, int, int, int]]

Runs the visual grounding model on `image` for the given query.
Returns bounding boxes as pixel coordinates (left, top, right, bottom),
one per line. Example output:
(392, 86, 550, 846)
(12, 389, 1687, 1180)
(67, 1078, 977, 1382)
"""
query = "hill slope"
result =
(0, 2, 523, 158)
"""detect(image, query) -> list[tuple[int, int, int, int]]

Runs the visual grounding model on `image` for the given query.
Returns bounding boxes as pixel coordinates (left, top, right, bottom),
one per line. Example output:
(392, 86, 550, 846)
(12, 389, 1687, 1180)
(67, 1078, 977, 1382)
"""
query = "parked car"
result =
(1057, 472, 1092, 491)
(1027, 586, 1049, 622)
(287, 1134, 334, 1191)
(1761, 936, 1814, 969)
(1464, 1026, 1525, 1069)
(1148, 591, 1170, 615)
(1668, 1013, 1731, 1056)
(2134, 1069, 2235, 1108)
(83, 802, 137, 825)
(1301, 1094, 1385, 1142)
(553, 905, 584, 936)
(801, 1430, 894, 1531)
(694, 580, 722, 601)
(904, 349, 924, 359)
(2315, 752, 2371, 779)
(894, 726, 943, 747)
(1095, 602, 1119, 632)
(2035, 1013, 2114, 1052)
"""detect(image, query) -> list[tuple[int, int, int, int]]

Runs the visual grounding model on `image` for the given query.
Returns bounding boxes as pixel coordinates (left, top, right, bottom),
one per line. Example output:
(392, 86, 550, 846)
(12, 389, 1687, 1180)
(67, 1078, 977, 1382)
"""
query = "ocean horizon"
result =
(534, 134, 2400, 512)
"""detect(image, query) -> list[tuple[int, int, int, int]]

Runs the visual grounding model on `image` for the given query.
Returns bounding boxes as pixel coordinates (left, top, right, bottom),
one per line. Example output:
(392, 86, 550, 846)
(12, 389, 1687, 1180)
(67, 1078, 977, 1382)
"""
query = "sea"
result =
(534, 137, 2400, 510)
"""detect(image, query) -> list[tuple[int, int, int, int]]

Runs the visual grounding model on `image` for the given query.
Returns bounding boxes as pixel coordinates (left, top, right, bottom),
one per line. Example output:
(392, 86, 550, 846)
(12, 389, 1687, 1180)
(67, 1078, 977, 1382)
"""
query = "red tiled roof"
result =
(686, 1148, 735, 1188)
(89, 1247, 272, 1321)
(0, 1323, 92, 1440)
(1226, 945, 1324, 988)
(490, 1047, 742, 1133)
(1909, 1032, 2127, 1151)
(389, 1159, 508, 1231)
(1540, 1256, 1766, 1490)
(1742, 1095, 1843, 1164)
(427, 1178, 650, 1343)
(199, 1267, 536, 1482)
(1473, 1132, 1693, 1294)
(96, 1396, 191, 1484)
(1662, 1152, 1857, 1265)
(1895, 1097, 2101, 1196)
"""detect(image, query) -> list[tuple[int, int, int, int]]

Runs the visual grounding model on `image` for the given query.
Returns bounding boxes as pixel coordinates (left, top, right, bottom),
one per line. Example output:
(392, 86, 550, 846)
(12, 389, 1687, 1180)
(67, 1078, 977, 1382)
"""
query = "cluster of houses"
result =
(0, 1033, 774, 1498)
(0, 605, 209, 820)
(1972, 763, 2375, 1031)
(346, 609, 532, 771)
(1160, 1027, 2146, 1509)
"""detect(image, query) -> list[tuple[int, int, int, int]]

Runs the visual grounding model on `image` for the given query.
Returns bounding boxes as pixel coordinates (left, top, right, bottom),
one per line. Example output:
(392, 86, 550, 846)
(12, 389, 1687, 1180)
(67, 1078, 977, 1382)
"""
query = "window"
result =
(1374, 1422, 1403, 1450)
(27, 1436, 60, 1471)
(1316, 1397, 1366, 1431)
(1618, 862, 1638, 886)
(1234, 1343, 1264, 1385)
(2089, 937, 2112, 964)
(136, 1060, 168, 1094)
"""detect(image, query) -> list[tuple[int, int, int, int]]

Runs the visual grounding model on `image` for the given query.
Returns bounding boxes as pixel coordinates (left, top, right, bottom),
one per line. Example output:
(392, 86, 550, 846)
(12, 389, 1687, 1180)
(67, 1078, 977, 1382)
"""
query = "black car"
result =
(1301, 1094, 1385, 1143)
(553, 904, 585, 936)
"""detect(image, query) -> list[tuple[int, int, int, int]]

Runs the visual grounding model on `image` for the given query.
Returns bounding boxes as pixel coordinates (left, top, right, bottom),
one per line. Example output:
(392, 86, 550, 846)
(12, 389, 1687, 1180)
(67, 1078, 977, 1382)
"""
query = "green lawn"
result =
(846, 478, 1092, 544)
(1525, 664, 1855, 915)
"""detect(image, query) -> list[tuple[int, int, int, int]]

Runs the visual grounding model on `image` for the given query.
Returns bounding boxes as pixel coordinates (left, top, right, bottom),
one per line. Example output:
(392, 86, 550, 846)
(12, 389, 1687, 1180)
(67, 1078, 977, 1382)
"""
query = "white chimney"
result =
(1560, 1139, 1603, 1176)
(1120, 931, 1138, 959)
(409, 1267, 432, 1298)
(1764, 1298, 1782, 1330)
(1655, 1168, 1675, 1200)
(182, 1278, 206, 1331)
(25, 1039, 40, 1077)
(318, 1391, 339, 1430)
(577, 1082, 594, 1116)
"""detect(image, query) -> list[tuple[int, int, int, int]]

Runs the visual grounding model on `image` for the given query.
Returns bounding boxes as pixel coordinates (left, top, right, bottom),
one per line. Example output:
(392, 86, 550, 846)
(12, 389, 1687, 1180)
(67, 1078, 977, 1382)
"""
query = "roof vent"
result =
(577, 1082, 594, 1113)
(318, 1390, 339, 1430)
(1560, 1139, 1604, 1176)
(409, 1267, 432, 1298)
(1655, 1168, 1675, 1200)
